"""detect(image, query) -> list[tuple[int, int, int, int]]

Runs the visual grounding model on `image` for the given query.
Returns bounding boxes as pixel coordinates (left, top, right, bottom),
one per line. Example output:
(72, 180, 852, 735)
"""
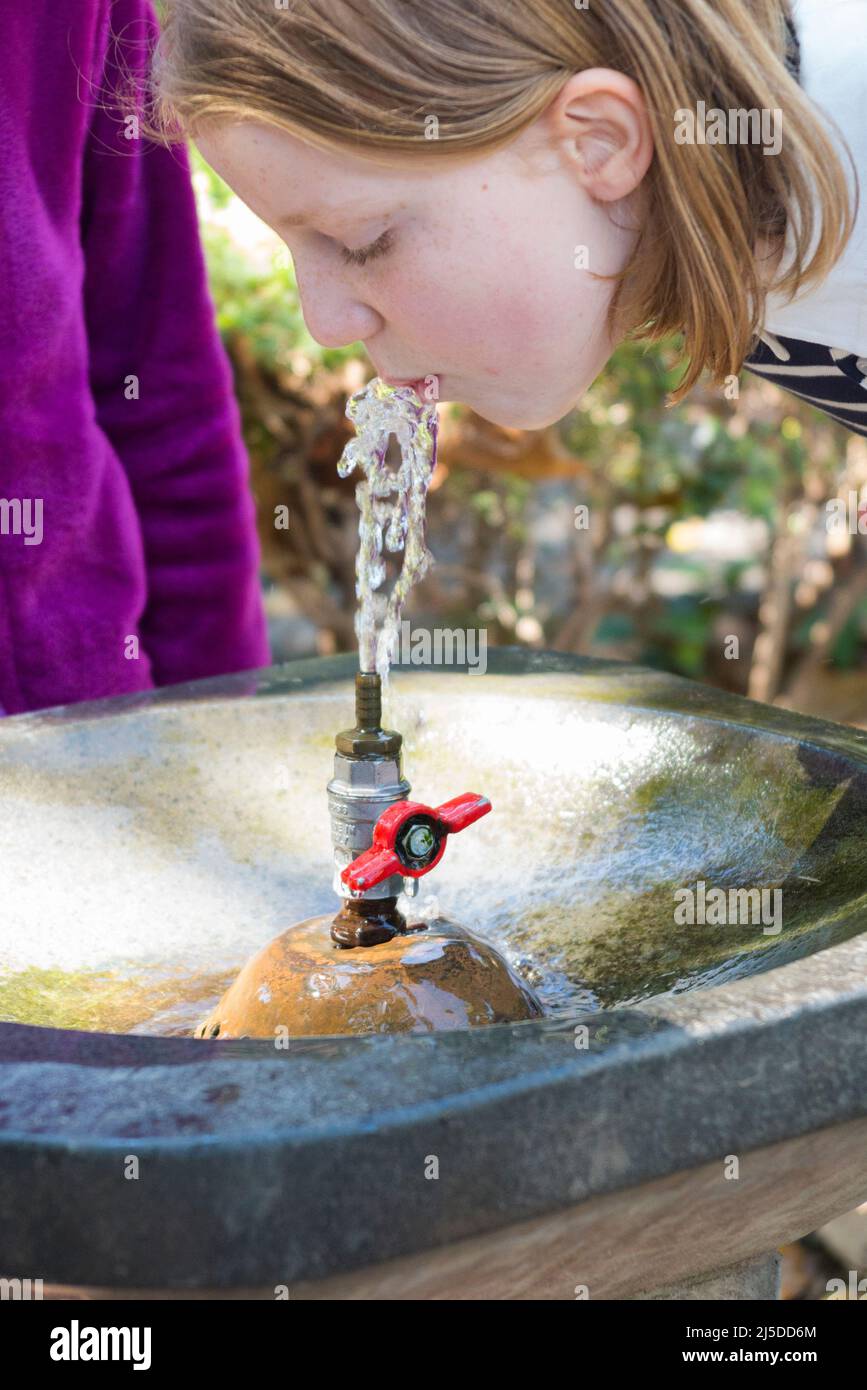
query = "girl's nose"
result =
(293, 255, 383, 350)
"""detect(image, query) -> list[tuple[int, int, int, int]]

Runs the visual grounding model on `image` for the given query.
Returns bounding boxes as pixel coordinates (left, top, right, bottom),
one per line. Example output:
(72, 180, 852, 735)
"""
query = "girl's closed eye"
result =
(339, 228, 394, 267)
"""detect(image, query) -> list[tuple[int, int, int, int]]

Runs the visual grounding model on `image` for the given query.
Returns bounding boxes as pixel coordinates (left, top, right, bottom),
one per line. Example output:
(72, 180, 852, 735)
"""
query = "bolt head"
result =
(406, 824, 436, 859)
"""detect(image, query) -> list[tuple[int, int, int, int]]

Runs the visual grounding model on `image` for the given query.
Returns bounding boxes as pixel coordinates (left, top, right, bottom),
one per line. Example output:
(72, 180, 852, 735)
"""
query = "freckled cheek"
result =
(478, 279, 571, 368)
(378, 270, 478, 357)
(375, 229, 585, 365)
(480, 228, 581, 343)
(369, 251, 439, 334)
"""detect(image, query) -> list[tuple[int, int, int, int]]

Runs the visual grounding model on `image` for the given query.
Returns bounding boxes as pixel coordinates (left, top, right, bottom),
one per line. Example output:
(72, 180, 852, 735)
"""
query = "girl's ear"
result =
(549, 68, 654, 203)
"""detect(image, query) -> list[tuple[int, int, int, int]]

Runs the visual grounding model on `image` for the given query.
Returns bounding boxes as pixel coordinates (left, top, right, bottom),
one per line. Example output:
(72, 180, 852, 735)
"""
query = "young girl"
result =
(149, 0, 864, 439)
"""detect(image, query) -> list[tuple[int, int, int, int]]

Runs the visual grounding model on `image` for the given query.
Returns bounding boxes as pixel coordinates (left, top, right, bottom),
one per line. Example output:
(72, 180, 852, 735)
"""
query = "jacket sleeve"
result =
(80, 0, 270, 685)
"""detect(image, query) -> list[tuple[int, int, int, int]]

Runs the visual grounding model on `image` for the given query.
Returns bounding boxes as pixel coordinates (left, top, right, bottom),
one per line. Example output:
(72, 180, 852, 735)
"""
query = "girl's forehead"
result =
(198, 119, 432, 192)
(195, 119, 495, 231)
(199, 115, 502, 188)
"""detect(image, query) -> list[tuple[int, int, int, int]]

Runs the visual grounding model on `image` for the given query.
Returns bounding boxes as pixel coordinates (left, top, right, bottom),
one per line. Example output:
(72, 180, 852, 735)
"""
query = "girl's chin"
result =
(469, 398, 567, 431)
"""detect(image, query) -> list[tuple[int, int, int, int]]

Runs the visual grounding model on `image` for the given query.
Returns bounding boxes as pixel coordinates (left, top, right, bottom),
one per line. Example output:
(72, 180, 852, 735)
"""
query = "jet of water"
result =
(337, 378, 439, 678)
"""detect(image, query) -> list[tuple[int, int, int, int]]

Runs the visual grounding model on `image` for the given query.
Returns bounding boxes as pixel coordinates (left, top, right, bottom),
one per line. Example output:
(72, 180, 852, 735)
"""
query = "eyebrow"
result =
(280, 211, 319, 227)
(279, 199, 399, 228)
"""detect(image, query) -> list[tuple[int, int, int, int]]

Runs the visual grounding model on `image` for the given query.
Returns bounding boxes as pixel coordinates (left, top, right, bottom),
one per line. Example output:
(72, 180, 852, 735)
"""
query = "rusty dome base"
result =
(196, 914, 543, 1040)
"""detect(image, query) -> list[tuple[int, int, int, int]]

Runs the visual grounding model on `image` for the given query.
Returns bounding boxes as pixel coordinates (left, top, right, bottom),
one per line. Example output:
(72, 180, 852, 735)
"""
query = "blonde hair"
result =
(146, 0, 856, 401)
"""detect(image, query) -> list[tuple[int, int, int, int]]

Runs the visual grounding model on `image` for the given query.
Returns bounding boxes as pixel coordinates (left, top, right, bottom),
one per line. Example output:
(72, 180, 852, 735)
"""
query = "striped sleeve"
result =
(743, 333, 867, 437)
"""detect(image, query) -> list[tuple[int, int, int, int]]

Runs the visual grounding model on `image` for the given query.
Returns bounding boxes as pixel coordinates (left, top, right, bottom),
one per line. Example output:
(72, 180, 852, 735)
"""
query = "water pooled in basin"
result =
(337, 378, 438, 678)
(4, 674, 867, 1035)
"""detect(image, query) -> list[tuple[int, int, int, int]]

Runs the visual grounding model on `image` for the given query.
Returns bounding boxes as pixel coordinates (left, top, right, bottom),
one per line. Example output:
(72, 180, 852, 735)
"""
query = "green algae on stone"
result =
(502, 749, 859, 1010)
(0, 964, 234, 1033)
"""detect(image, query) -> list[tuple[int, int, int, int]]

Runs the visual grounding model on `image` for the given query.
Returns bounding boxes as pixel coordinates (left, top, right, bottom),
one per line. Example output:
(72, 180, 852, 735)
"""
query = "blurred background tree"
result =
(194, 152, 867, 726)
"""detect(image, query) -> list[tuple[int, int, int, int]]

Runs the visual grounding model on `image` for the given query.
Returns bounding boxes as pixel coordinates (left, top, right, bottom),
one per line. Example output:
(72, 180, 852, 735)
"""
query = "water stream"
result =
(337, 378, 438, 679)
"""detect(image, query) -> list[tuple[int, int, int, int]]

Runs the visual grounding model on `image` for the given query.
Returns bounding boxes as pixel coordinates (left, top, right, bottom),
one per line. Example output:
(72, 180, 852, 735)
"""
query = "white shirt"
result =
(762, 0, 867, 356)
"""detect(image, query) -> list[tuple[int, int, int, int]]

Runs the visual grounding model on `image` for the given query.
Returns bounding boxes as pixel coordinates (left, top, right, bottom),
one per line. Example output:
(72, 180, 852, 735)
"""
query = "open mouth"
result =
(382, 374, 442, 398)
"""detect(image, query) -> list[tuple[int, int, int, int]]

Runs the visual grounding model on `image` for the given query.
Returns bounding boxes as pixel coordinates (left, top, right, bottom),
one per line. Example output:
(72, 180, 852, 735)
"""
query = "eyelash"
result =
(339, 229, 394, 266)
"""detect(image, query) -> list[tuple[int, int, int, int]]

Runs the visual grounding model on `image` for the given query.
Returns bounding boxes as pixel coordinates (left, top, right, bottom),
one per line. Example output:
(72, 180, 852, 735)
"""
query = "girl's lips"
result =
(382, 374, 443, 397)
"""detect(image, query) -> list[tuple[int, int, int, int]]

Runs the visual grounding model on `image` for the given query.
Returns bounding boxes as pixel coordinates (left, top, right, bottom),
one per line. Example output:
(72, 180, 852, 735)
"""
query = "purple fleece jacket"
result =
(0, 0, 270, 716)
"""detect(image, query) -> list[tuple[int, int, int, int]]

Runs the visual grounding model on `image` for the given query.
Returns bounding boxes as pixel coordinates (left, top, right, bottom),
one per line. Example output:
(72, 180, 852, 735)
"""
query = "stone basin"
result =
(1, 649, 866, 1298)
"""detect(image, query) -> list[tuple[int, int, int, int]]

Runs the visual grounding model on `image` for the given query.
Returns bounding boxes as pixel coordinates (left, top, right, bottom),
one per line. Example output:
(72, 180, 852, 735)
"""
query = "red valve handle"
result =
(340, 792, 491, 894)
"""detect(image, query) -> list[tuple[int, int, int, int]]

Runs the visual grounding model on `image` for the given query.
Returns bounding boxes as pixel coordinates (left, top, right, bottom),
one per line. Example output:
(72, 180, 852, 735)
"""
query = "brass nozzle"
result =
(335, 671, 402, 758)
(355, 671, 383, 729)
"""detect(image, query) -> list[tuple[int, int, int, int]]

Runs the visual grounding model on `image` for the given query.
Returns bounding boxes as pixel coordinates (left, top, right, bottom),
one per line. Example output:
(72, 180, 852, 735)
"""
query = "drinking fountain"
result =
(1, 648, 866, 1299)
(196, 668, 542, 1039)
